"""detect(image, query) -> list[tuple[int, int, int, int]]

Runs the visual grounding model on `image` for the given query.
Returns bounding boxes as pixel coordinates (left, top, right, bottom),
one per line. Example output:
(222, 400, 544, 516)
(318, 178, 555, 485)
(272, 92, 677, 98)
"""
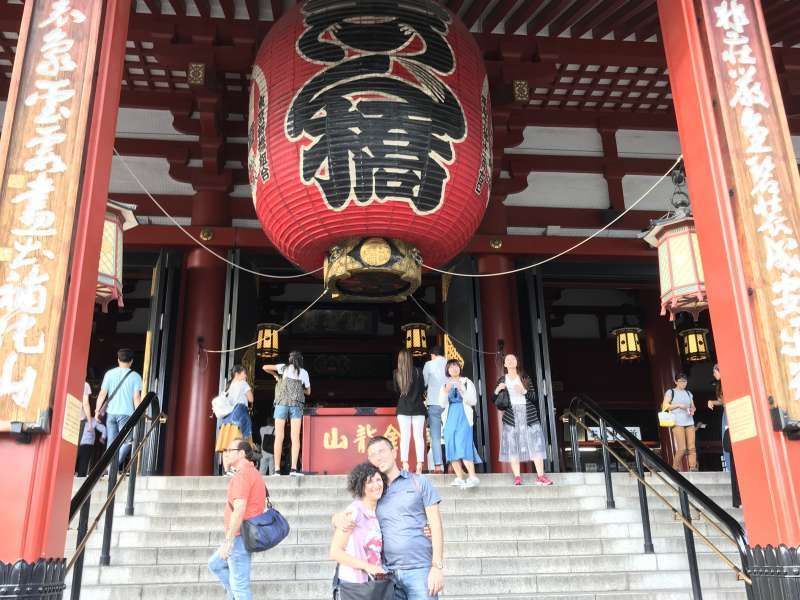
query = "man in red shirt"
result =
(208, 439, 266, 600)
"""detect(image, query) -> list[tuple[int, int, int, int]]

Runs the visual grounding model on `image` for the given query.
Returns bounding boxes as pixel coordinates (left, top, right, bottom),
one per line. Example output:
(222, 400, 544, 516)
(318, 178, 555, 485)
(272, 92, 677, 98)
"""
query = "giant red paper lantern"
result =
(248, 0, 492, 300)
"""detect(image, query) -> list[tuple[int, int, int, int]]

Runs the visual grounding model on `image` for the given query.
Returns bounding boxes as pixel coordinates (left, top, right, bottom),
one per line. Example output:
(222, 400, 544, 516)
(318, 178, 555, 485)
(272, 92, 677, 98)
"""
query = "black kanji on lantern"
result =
(285, 0, 467, 214)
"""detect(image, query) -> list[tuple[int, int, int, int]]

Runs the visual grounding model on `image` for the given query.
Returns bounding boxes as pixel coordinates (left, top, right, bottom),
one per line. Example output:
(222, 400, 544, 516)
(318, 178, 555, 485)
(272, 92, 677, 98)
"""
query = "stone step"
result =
(66, 520, 742, 550)
(67, 508, 742, 537)
(73, 537, 741, 569)
(90, 493, 738, 519)
(70, 552, 745, 587)
(85, 472, 732, 492)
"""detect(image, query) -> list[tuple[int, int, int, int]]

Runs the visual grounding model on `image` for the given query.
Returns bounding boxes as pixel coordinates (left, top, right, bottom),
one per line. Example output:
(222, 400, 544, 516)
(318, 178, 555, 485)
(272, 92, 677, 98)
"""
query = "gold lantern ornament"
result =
(642, 167, 707, 321)
(402, 323, 429, 358)
(612, 327, 643, 362)
(255, 323, 280, 359)
(680, 328, 710, 362)
(96, 200, 137, 312)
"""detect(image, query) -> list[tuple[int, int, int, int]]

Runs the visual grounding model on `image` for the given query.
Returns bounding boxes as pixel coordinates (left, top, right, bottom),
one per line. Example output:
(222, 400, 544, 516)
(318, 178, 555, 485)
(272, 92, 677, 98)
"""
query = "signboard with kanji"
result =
(301, 408, 402, 475)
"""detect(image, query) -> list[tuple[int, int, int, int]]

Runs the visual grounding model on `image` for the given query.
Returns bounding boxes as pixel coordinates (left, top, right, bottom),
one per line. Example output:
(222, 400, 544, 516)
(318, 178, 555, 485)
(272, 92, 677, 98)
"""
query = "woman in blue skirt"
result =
(439, 359, 482, 488)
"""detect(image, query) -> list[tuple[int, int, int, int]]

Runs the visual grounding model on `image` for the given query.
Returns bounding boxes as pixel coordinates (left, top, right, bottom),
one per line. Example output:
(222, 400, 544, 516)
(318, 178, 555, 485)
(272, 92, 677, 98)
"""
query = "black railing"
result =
(66, 392, 164, 600)
(564, 394, 752, 600)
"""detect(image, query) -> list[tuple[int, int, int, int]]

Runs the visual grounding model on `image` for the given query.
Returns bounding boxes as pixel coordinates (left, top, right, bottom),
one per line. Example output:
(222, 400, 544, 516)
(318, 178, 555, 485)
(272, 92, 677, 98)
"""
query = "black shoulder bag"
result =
(493, 375, 511, 411)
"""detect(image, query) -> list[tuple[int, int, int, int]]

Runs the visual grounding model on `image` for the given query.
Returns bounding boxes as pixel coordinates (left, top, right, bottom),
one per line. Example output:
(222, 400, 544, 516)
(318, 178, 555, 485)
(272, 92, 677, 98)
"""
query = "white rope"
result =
(422, 154, 684, 278)
(113, 148, 324, 279)
(202, 286, 330, 354)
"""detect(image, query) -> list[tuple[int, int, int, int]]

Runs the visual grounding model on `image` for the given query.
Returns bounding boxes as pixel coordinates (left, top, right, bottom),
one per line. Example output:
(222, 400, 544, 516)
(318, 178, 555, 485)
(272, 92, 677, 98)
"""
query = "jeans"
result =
(208, 536, 252, 600)
(273, 404, 303, 420)
(426, 405, 444, 466)
(393, 567, 437, 600)
(105, 414, 132, 466)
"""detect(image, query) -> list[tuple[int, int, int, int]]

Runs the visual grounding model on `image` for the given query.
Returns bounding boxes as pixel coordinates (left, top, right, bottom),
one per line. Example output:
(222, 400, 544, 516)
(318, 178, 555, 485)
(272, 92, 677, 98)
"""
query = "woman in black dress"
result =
(394, 350, 426, 474)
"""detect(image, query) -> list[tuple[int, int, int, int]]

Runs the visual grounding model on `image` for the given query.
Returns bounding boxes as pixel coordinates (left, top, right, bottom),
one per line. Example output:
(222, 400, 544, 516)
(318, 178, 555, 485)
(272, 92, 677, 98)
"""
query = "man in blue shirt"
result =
(336, 436, 445, 599)
(95, 348, 143, 467)
(422, 346, 448, 473)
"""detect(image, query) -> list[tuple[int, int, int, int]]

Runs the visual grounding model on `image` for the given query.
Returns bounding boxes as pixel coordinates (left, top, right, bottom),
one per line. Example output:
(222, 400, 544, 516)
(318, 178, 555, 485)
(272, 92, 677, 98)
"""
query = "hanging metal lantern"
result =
(96, 200, 137, 312)
(402, 323, 429, 358)
(612, 327, 643, 361)
(642, 168, 707, 321)
(255, 323, 280, 359)
(248, 0, 492, 301)
(680, 328, 710, 362)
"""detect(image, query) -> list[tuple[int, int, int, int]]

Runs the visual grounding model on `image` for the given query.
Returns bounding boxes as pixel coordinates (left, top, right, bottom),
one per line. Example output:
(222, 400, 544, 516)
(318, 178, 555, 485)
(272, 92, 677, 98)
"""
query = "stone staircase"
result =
(66, 472, 749, 599)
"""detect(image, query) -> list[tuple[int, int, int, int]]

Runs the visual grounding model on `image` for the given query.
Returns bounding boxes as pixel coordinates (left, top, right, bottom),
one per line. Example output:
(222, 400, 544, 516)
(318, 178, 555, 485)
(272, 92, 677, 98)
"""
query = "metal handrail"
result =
(565, 394, 753, 600)
(66, 392, 164, 600)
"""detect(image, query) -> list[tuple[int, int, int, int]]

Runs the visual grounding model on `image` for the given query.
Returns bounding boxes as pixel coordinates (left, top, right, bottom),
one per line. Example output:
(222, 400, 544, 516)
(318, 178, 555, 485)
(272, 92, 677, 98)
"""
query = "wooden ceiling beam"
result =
(460, 0, 487, 30)
(571, 0, 629, 40)
(548, 0, 603, 38)
(482, 0, 516, 34)
(466, 234, 654, 258)
(504, 0, 545, 35)
(526, 0, 572, 36)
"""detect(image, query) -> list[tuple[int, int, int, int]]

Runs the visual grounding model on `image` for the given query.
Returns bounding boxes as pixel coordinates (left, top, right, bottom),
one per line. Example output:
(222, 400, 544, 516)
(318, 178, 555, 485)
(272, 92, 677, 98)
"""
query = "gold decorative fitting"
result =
(324, 237, 421, 302)
(187, 62, 206, 86)
(359, 237, 392, 266)
(513, 79, 530, 102)
(199, 227, 214, 241)
(489, 238, 503, 249)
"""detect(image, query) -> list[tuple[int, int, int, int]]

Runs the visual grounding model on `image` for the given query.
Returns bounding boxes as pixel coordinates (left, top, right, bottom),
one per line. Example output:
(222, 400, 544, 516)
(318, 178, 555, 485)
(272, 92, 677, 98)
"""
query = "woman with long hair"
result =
(263, 350, 310, 476)
(439, 359, 482, 487)
(393, 350, 426, 474)
(493, 353, 552, 486)
(330, 462, 393, 600)
(215, 365, 254, 457)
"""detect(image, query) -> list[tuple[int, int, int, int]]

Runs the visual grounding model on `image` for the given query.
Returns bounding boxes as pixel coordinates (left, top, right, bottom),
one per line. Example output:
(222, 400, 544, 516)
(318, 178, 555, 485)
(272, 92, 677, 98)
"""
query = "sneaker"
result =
(513, 476, 522, 486)
(450, 477, 466, 487)
(290, 469, 304, 477)
(270, 471, 282, 476)
(535, 475, 554, 486)
(464, 477, 480, 488)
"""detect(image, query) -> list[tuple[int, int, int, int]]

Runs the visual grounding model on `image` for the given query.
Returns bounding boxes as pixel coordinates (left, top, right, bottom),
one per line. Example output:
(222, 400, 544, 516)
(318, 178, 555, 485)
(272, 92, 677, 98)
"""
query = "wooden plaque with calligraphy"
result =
(702, 0, 800, 425)
(0, 1, 103, 428)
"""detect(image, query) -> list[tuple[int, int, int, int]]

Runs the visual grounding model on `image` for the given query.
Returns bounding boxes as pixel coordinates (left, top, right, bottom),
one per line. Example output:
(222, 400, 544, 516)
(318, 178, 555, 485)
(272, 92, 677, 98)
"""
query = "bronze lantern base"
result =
(324, 237, 421, 302)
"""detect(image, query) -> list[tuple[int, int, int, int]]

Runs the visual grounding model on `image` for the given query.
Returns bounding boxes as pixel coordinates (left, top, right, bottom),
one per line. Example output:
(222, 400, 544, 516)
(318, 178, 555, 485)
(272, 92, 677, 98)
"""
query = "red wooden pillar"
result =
(169, 188, 230, 475)
(0, 0, 130, 590)
(477, 254, 520, 473)
(639, 290, 681, 467)
(658, 0, 800, 557)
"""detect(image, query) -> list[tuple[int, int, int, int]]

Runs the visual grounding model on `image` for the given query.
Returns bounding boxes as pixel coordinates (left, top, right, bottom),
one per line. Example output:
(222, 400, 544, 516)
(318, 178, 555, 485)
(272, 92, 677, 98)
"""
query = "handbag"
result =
(239, 487, 290, 552)
(658, 411, 676, 428)
(494, 388, 511, 411)
(211, 393, 234, 419)
(333, 565, 395, 600)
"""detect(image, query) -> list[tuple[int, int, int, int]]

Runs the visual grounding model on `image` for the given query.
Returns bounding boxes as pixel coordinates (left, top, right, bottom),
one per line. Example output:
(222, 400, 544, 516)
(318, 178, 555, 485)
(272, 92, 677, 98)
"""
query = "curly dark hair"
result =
(346, 462, 388, 499)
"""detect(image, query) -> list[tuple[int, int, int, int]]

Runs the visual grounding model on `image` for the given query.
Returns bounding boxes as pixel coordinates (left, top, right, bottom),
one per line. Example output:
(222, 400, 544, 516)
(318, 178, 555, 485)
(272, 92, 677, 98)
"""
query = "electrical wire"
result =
(408, 294, 500, 356)
(112, 148, 324, 279)
(202, 286, 330, 354)
(422, 154, 684, 278)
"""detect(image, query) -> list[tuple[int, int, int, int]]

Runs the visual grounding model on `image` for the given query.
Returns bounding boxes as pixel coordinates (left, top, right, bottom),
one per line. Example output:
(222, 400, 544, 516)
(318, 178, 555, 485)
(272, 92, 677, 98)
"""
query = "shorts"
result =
(274, 405, 303, 420)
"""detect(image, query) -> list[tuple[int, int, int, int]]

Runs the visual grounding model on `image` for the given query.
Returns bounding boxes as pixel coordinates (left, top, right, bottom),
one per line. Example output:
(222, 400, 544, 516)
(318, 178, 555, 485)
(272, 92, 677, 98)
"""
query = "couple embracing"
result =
(330, 436, 444, 600)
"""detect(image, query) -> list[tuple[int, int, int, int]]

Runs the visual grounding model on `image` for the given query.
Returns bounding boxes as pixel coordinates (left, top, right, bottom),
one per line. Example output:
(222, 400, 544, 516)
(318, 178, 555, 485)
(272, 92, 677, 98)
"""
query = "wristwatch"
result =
(432, 561, 444, 570)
